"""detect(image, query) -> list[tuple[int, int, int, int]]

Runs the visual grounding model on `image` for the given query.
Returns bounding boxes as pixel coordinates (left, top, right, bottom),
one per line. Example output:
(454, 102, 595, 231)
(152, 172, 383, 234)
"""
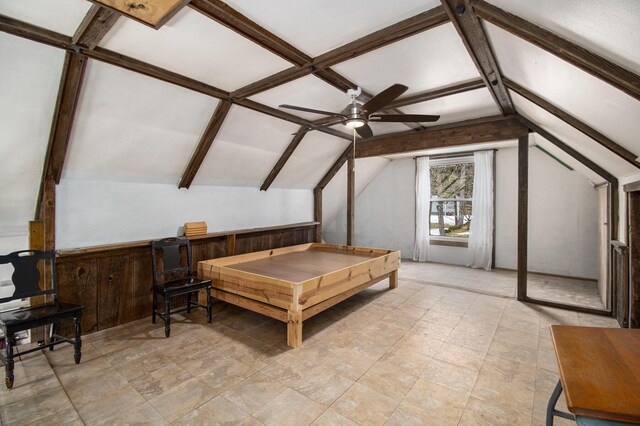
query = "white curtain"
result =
(467, 151, 494, 270)
(413, 156, 431, 262)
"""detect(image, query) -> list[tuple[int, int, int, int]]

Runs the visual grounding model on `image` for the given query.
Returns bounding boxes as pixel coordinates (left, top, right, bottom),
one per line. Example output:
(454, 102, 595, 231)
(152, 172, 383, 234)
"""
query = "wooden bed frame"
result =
(198, 243, 400, 348)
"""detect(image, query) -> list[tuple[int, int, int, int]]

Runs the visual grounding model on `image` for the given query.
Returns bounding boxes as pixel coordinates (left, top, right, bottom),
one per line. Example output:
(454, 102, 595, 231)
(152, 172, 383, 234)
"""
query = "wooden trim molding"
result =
(624, 180, 640, 193)
(430, 239, 468, 248)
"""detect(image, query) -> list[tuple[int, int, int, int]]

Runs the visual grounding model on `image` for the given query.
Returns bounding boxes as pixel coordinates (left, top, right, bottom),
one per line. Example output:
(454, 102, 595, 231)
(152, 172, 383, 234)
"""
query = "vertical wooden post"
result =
(492, 149, 497, 269)
(226, 234, 236, 257)
(313, 187, 322, 243)
(43, 177, 56, 253)
(347, 152, 355, 246)
(517, 135, 528, 301)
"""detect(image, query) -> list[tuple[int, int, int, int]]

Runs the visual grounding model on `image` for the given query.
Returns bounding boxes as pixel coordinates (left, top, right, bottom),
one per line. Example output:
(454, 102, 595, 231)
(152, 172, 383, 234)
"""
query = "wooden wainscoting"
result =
(54, 222, 318, 336)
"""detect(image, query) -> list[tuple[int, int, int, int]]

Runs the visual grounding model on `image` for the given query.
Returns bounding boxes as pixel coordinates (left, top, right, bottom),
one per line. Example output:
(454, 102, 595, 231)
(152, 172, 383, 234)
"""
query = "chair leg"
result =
(152, 290, 157, 324)
(164, 299, 171, 338)
(74, 317, 82, 364)
(187, 293, 191, 314)
(5, 336, 15, 389)
(49, 323, 56, 351)
(207, 289, 212, 323)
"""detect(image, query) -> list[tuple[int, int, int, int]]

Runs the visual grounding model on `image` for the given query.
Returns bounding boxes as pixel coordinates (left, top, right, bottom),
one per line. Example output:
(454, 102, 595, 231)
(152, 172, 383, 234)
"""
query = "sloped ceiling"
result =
(1, 0, 640, 239)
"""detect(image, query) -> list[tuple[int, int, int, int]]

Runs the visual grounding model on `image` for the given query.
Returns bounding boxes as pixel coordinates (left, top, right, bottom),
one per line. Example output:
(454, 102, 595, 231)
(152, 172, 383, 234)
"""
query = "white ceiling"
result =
(332, 23, 480, 96)
(223, 0, 439, 57)
(63, 60, 219, 183)
(0, 34, 64, 234)
(486, 22, 640, 161)
(486, 0, 640, 74)
(0, 0, 91, 37)
(192, 105, 299, 187)
(1, 0, 640, 238)
(99, 7, 292, 92)
(401, 87, 501, 127)
(512, 92, 638, 180)
(249, 74, 349, 121)
(272, 132, 350, 189)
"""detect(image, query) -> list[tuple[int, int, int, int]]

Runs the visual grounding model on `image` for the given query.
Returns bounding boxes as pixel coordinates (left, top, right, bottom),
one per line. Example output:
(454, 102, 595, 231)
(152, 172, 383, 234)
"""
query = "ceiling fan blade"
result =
(279, 104, 345, 117)
(293, 118, 344, 134)
(355, 124, 373, 139)
(369, 114, 440, 122)
(361, 84, 408, 115)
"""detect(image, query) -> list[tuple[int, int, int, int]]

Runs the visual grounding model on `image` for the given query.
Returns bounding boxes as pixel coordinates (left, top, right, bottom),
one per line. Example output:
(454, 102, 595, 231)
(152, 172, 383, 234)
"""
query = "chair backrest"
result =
(150, 237, 193, 283)
(0, 250, 57, 304)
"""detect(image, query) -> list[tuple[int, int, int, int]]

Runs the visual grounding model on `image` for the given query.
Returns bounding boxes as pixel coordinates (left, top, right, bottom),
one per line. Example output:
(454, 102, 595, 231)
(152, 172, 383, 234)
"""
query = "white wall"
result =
(326, 146, 599, 279)
(56, 178, 313, 249)
(496, 147, 599, 278)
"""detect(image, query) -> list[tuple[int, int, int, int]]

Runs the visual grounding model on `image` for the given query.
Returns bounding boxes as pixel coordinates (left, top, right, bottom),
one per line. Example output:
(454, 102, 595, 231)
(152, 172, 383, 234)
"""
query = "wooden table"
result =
(198, 243, 400, 348)
(547, 325, 640, 425)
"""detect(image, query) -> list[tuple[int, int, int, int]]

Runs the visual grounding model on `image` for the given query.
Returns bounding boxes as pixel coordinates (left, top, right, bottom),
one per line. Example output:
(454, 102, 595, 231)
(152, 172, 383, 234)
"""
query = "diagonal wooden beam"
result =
(355, 115, 527, 158)
(442, 0, 514, 115)
(179, 100, 232, 189)
(35, 52, 88, 219)
(472, 0, 640, 102)
(312, 6, 449, 70)
(517, 116, 617, 185)
(260, 127, 308, 191)
(231, 6, 449, 99)
(190, 0, 311, 66)
(315, 145, 352, 190)
(388, 78, 485, 108)
(73, 5, 119, 49)
(0, 15, 352, 142)
(505, 78, 640, 168)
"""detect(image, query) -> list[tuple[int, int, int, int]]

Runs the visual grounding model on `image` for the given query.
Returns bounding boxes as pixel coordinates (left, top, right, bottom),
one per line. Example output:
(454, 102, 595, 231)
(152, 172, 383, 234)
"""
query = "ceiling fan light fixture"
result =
(344, 118, 366, 129)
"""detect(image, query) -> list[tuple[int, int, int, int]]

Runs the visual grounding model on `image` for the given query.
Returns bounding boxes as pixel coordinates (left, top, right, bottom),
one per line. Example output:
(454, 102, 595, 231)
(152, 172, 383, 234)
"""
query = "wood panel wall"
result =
(55, 222, 317, 336)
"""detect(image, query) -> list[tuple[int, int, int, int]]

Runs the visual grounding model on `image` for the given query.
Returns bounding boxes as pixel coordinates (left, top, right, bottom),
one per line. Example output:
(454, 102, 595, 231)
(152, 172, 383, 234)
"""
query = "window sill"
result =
(429, 239, 468, 248)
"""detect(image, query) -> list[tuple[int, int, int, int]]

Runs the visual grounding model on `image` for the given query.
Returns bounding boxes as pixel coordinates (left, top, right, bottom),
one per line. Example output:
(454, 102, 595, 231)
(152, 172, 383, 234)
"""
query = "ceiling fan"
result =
(279, 84, 440, 139)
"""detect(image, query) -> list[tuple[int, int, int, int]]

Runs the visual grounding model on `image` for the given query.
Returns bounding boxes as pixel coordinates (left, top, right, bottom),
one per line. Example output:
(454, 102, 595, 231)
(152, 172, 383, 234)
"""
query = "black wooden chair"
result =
(0, 250, 83, 389)
(151, 237, 212, 337)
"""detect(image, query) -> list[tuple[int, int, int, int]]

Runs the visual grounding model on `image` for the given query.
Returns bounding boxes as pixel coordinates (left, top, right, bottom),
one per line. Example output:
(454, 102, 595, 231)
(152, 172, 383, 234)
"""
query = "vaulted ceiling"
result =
(1, 0, 639, 236)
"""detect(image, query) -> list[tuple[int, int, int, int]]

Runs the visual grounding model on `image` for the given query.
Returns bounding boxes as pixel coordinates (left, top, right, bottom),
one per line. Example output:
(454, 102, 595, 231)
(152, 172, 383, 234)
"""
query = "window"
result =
(429, 157, 474, 238)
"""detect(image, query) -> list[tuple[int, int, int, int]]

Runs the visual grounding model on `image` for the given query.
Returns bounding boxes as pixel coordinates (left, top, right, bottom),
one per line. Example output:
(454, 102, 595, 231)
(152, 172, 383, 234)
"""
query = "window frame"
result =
(427, 155, 474, 243)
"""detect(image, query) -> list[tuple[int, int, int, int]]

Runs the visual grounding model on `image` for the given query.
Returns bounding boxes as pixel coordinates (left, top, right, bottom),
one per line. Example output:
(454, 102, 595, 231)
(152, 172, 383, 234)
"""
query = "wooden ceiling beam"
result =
(260, 127, 308, 191)
(231, 6, 449, 99)
(517, 116, 618, 185)
(355, 115, 528, 158)
(35, 52, 88, 218)
(315, 145, 352, 190)
(505, 78, 640, 168)
(473, 1, 640, 102)
(442, 0, 514, 115)
(312, 6, 449, 70)
(190, 0, 312, 67)
(0, 15, 352, 142)
(73, 5, 119, 49)
(388, 78, 485, 108)
(179, 100, 232, 189)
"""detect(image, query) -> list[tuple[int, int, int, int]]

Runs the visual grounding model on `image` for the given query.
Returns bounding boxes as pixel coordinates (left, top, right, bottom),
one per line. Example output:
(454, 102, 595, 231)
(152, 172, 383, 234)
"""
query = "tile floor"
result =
(401, 261, 605, 310)
(0, 267, 618, 425)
